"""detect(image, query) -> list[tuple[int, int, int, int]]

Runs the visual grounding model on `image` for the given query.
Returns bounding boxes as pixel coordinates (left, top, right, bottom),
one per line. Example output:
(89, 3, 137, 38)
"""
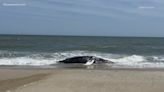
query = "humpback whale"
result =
(59, 56, 113, 65)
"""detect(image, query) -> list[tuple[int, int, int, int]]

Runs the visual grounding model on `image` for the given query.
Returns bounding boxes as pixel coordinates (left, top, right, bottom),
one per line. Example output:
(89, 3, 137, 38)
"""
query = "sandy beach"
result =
(0, 68, 164, 92)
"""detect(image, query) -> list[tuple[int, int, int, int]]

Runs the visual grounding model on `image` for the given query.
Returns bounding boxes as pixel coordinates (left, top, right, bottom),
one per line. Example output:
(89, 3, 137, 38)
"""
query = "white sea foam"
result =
(0, 57, 57, 66)
(0, 50, 164, 68)
(109, 55, 164, 68)
(108, 55, 146, 65)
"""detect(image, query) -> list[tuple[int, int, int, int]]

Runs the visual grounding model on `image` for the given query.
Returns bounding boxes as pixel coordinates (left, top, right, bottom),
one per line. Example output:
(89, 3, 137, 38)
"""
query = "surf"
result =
(0, 50, 164, 68)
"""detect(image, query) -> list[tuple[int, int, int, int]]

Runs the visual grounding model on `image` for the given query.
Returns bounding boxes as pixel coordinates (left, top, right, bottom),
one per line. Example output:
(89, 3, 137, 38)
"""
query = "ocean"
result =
(1, 35, 164, 68)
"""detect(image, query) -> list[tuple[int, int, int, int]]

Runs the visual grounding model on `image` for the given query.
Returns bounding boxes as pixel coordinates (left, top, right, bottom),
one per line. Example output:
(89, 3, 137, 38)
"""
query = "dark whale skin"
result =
(59, 56, 113, 64)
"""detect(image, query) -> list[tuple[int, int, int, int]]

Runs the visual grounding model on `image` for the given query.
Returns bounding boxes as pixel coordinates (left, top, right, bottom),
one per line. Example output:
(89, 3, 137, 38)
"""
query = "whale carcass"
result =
(59, 56, 113, 65)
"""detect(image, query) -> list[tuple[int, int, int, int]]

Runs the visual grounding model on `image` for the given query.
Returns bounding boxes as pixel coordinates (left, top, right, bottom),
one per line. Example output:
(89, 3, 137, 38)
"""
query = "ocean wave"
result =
(0, 50, 164, 67)
(0, 57, 57, 66)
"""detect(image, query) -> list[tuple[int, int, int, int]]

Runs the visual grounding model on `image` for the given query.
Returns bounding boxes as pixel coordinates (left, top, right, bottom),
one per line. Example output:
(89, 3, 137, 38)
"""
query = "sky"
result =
(0, 0, 164, 37)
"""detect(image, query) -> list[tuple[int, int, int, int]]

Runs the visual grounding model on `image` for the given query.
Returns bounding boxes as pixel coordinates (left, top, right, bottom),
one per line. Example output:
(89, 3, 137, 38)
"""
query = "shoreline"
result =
(1, 65, 164, 71)
(0, 68, 164, 92)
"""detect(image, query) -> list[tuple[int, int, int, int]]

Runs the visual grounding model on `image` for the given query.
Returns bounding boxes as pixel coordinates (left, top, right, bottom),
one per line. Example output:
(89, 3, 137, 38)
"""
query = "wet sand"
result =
(0, 68, 50, 92)
(0, 68, 164, 92)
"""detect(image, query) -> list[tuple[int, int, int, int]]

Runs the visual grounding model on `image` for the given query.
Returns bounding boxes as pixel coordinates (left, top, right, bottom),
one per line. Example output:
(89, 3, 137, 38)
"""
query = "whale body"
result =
(59, 56, 113, 64)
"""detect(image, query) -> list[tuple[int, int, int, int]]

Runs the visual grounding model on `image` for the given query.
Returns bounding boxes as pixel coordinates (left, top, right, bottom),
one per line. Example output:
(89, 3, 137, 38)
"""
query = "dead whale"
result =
(59, 56, 113, 65)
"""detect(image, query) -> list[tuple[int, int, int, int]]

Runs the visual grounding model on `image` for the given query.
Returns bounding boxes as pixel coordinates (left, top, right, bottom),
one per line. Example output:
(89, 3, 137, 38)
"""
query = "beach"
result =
(0, 68, 164, 92)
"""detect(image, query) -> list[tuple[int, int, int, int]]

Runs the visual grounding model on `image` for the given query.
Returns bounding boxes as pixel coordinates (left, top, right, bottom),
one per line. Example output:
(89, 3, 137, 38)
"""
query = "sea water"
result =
(1, 35, 164, 68)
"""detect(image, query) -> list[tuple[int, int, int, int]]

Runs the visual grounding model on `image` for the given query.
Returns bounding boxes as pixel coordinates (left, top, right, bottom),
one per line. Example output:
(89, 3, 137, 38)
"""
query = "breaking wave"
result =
(0, 50, 164, 68)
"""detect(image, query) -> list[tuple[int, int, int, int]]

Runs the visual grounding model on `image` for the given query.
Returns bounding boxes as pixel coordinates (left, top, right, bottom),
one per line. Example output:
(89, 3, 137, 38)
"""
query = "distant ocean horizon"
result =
(0, 34, 164, 68)
(1, 34, 164, 38)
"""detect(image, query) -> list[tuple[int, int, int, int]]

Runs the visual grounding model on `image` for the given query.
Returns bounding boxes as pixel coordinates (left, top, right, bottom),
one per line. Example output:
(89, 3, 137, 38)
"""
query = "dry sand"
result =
(0, 68, 164, 92)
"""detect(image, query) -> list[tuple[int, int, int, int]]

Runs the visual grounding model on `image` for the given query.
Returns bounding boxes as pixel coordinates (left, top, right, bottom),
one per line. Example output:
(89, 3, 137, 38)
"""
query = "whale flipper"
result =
(84, 60, 94, 65)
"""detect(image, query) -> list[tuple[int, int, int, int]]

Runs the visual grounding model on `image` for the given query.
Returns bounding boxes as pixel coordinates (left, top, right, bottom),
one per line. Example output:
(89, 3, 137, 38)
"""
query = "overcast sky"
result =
(0, 0, 164, 37)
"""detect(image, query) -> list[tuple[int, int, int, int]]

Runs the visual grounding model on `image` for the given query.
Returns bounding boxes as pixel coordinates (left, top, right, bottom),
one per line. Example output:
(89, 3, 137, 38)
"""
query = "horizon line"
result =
(0, 33, 164, 38)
